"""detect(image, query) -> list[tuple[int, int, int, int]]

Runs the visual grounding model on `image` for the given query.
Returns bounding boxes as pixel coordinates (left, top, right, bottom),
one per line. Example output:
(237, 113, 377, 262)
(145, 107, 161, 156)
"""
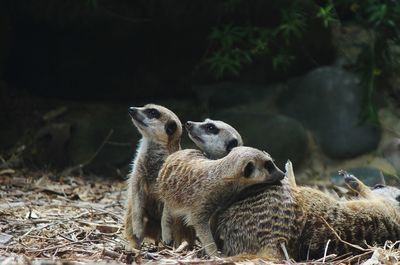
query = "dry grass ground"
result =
(1, 170, 399, 265)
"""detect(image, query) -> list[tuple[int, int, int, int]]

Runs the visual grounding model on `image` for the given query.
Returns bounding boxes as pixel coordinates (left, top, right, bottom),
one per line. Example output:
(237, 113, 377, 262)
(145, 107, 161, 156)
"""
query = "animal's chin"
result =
(132, 117, 148, 128)
(264, 179, 283, 186)
(189, 133, 204, 144)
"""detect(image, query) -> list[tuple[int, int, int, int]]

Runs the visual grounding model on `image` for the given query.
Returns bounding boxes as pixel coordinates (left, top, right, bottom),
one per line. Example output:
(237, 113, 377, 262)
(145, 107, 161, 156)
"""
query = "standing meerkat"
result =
(157, 146, 285, 256)
(124, 104, 185, 249)
(185, 118, 243, 159)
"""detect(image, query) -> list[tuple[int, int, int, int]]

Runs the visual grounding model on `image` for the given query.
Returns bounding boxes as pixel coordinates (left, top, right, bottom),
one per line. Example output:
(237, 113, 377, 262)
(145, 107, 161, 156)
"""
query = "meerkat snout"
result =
(185, 121, 194, 130)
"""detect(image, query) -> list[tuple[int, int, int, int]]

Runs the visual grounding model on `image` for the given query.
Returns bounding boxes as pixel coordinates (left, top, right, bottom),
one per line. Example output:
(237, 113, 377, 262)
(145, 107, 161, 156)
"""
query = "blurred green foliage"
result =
(206, 2, 307, 78)
(205, 0, 400, 123)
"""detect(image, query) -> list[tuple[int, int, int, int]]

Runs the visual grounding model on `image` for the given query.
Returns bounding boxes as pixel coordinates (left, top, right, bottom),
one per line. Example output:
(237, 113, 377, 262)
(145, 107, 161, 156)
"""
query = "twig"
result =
(26, 240, 99, 253)
(61, 129, 114, 176)
(175, 241, 189, 253)
(280, 242, 291, 264)
(322, 239, 331, 263)
(319, 217, 368, 252)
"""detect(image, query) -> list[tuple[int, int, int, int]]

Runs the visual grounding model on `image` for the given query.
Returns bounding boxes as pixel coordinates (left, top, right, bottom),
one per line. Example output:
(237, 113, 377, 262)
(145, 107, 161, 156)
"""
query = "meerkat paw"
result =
(204, 242, 220, 257)
(125, 233, 143, 250)
(161, 228, 173, 246)
(341, 170, 360, 191)
(340, 170, 373, 198)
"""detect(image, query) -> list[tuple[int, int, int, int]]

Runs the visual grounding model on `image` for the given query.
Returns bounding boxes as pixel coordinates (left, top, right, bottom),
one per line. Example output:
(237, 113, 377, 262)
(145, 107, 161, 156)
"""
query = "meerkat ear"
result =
(243, 162, 254, 178)
(165, 121, 177, 136)
(226, 139, 238, 153)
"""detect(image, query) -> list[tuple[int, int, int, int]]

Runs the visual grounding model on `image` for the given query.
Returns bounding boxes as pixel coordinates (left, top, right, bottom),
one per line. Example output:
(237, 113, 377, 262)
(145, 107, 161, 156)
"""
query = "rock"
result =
(280, 66, 381, 159)
(32, 123, 72, 168)
(64, 102, 139, 177)
(214, 110, 309, 169)
(192, 82, 258, 112)
(383, 138, 400, 174)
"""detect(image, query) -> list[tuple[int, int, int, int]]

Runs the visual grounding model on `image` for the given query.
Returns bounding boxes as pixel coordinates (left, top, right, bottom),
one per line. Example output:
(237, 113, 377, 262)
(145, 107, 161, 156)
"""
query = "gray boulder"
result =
(214, 111, 309, 169)
(280, 66, 380, 159)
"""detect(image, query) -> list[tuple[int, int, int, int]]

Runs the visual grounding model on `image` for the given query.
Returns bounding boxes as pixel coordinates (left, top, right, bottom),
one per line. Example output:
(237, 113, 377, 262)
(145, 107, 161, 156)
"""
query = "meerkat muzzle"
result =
(185, 121, 195, 132)
(128, 107, 147, 127)
(269, 169, 285, 184)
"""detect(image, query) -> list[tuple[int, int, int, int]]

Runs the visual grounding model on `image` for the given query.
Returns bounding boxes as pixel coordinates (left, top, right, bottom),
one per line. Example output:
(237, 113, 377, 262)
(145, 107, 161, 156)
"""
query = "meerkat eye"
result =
(204, 123, 219, 135)
(145, 108, 161, 119)
(396, 195, 400, 202)
(243, 162, 254, 178)
(264, 160, 275, 174)
(373, 184, 386, 189)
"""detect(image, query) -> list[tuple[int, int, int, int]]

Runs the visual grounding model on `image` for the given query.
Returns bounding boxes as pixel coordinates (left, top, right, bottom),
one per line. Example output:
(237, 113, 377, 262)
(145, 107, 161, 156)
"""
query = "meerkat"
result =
(185, 118, 243, 159)
(124, 104, 194, 249)
(371, 184, 400, 210)
(216, 162, 400, 261)
(157, 146, 285, 256)
(293, 170, 400, 260)
(215, 162, 305, 260)
(340, 170, 400, 209)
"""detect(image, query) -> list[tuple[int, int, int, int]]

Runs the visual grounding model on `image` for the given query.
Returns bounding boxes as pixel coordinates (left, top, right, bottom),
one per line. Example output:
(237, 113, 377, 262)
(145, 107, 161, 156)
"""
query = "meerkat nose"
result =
(185, 121, 193, 130)
(128, 107, 137, 116)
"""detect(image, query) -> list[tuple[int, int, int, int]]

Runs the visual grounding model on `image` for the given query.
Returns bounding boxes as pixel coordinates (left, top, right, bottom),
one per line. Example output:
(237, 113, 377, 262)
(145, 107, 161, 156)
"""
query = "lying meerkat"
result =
(124, 104, 194, 249)
(157, 146, 285, 256)
(185, 118, 243, 159)
(215, 161, 305, 260)
(340, 170, 400, 214)
(217, 161, 400, 261)
(294, 170, 400, 260)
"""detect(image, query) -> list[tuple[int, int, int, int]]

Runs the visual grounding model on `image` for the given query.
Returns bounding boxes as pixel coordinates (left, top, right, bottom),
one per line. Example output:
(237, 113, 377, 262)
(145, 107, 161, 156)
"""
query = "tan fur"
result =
(124, 104, 194, 250)
(295, 184, 400, 259)
(157, 146, 285, 256)
(215, 176, 305, 260)
(216, 162, 400, 260)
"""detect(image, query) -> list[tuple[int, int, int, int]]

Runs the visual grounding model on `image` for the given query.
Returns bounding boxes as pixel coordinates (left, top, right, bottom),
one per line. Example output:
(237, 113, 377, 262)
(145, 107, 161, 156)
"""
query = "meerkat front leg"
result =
(130, 186, 145, 249)
(193, 213, 219, 256)
(124, 196, 135, 248)
(340, 170, 374, 199)
(124, 179, 144, 249)
(161, 206, 173, 245)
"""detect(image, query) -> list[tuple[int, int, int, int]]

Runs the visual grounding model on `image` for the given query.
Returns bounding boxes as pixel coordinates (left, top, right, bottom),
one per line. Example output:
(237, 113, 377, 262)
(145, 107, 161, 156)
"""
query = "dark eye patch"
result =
(396, 195, 400, 202)
(165, 121, 177, 136)
(144, 108, 161, 119)
(373, 184, 386, 189)
(201, 123, 220, 135)
(226, 139, 238, 153)
(264, 160, 275, 174)
(243, 162, 254, 178)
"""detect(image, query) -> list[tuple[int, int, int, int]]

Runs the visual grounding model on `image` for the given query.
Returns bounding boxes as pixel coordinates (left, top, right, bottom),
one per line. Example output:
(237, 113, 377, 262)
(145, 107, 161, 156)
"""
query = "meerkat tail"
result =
(285, 160, 297, 187)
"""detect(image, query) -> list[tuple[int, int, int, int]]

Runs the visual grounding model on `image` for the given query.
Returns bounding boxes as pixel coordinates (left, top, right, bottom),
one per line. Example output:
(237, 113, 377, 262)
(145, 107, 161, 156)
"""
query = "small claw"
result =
(343, 173, 359, 190)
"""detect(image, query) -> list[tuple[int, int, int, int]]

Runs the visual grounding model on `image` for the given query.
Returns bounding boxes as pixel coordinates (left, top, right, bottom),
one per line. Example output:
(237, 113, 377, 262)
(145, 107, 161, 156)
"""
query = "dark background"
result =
(0, 0, 399, 184)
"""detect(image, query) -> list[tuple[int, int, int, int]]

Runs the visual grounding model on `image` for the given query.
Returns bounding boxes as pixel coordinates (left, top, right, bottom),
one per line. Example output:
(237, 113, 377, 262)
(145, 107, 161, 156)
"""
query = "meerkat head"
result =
(372, 184, 400, 210)
(185, 118, 243, 159)
(128, 104, 182, 147)
(224, 146, 285, 187)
